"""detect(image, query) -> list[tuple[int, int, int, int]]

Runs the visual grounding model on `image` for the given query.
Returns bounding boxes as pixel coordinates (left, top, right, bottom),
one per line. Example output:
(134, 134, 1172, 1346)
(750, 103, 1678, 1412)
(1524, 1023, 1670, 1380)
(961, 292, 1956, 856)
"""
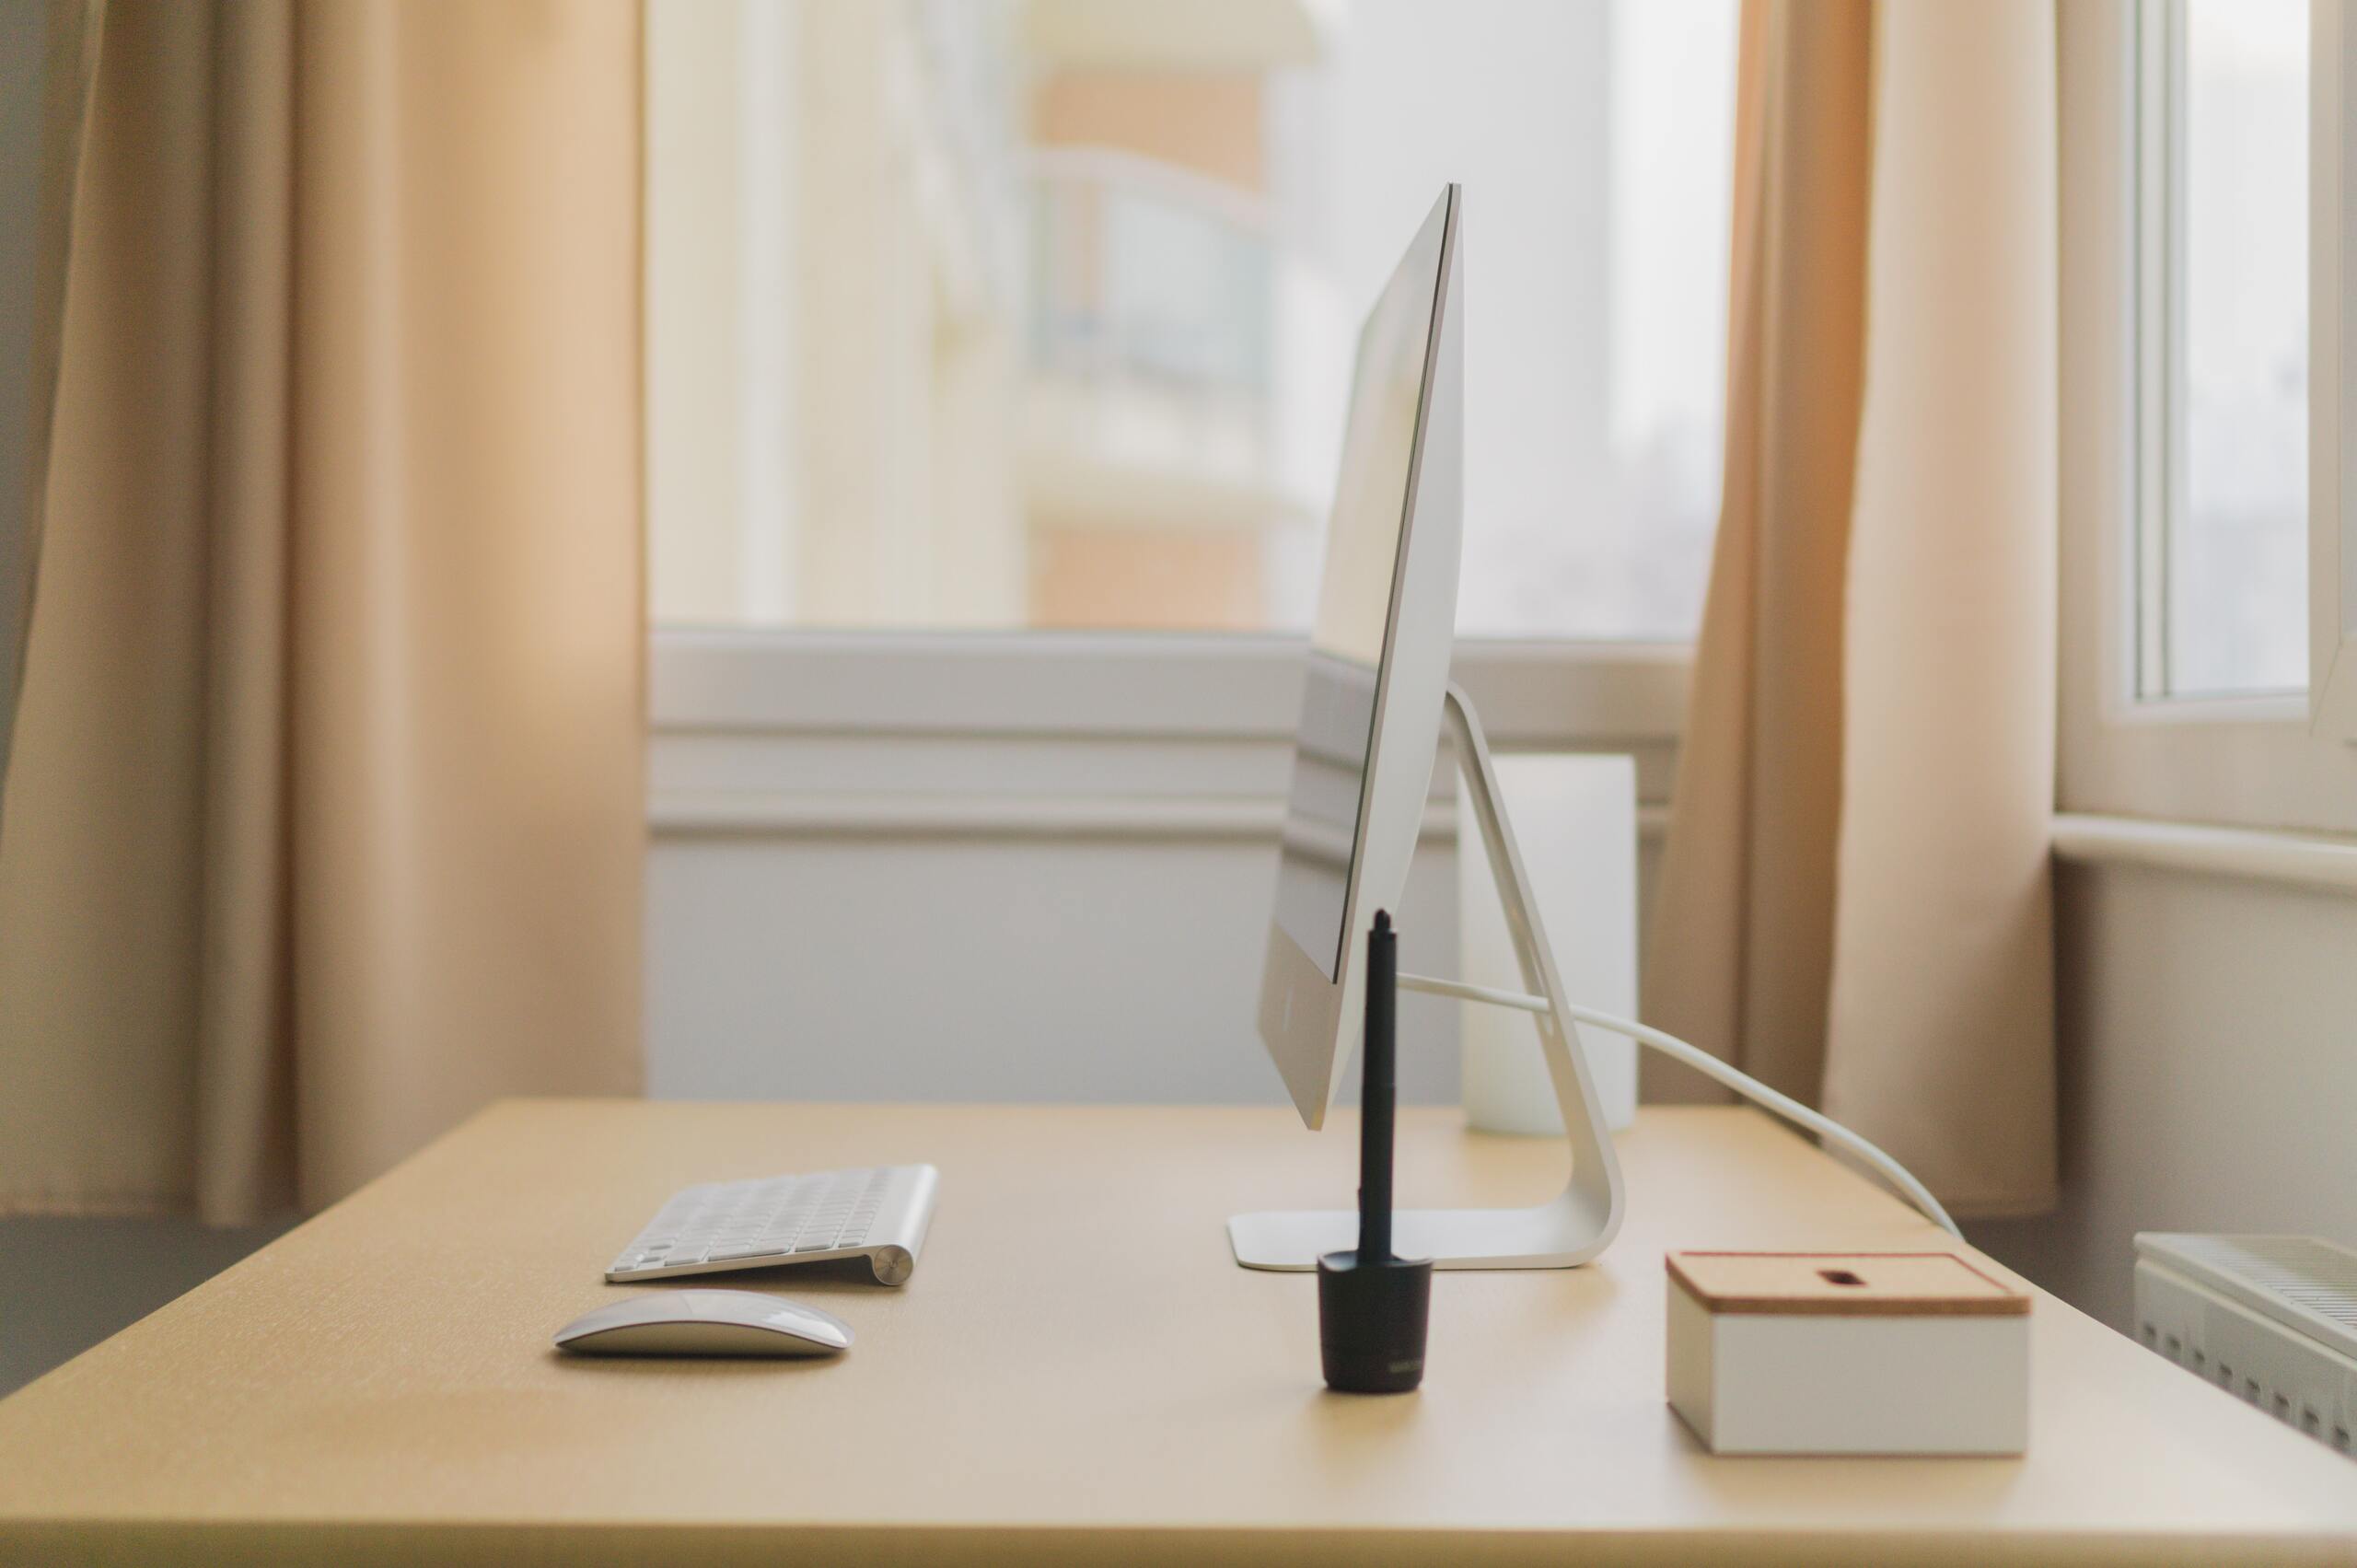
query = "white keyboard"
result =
(607, 1165, 938, 1286)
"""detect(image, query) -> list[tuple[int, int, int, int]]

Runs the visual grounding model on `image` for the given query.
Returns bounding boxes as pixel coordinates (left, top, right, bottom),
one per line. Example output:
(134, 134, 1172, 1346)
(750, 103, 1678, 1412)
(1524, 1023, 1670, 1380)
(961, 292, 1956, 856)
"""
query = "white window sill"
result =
(648, 629, 1689, 749)
(646, 630, 1692, 840)
(2051, 814, 2357, 894)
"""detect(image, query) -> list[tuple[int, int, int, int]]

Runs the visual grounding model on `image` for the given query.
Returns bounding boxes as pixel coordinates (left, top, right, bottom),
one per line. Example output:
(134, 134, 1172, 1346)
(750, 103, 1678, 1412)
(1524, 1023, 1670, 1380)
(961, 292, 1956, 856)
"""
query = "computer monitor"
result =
(1258, 187, 1464, 1128)
(1232, 186, 1623, 1272)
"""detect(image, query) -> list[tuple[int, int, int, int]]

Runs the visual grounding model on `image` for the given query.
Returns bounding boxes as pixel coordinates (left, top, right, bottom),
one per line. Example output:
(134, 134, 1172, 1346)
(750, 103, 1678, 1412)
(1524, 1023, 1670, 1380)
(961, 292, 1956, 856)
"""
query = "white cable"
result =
(1553, 1001, 1964, 1241)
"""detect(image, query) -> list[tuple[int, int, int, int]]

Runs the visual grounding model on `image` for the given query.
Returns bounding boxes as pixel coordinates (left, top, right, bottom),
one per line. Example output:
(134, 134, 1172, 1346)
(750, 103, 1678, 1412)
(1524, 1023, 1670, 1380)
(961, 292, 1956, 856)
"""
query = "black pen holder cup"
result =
(1317, 1249, 1433, 1394)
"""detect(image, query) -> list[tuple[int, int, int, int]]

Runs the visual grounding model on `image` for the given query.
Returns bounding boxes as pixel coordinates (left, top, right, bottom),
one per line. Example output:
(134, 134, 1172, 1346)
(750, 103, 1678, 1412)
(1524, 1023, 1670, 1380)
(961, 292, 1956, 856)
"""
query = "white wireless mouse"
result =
(554, 1290, 853, 1358)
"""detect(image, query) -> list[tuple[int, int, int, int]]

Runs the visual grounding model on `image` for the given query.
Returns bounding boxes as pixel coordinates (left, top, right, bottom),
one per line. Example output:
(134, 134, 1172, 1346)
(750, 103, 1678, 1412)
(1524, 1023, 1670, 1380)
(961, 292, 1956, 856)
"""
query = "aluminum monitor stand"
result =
(1227, 683, 1626, 1271)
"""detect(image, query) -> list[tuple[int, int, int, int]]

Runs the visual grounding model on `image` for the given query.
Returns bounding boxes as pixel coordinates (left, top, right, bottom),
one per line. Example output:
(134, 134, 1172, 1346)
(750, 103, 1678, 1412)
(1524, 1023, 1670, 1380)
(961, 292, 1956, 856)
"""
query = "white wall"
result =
(647, 826, 1463, 1108)
(1972, 859, 2357, 1331)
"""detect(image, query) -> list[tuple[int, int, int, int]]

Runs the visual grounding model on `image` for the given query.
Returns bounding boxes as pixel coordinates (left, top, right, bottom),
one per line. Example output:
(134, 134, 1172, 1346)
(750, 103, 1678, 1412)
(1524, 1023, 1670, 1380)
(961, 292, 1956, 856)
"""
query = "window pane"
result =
(648, 0, 1737, 636)
(2152, 0, 2308, 697)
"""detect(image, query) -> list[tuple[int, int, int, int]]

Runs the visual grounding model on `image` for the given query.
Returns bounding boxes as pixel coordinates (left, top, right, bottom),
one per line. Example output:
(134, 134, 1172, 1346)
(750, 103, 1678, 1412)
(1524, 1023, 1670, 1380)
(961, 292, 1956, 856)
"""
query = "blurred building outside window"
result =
(2138, 0, 2310, 699)
(647, 0, 1739, 638)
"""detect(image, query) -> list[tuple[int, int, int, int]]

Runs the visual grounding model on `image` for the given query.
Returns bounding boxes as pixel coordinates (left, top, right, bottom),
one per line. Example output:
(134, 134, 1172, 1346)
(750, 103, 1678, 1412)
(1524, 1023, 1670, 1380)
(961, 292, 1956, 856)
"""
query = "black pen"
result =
(1359, 909, 1396, 1263)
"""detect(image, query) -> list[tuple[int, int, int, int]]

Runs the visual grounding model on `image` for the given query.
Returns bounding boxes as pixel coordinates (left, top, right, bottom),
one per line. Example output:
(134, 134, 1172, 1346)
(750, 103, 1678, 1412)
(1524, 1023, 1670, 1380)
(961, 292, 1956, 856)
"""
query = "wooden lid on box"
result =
(1666, 1251, 2030, 1317)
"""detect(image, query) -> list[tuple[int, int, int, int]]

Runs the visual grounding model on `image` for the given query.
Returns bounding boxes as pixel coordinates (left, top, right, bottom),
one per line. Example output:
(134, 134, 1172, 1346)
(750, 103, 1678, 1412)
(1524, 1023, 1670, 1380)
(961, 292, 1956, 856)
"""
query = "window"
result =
(2137, 0, 2308, 699)
(644, 0, 1738, 637)
(2058, 0, 2357, 835)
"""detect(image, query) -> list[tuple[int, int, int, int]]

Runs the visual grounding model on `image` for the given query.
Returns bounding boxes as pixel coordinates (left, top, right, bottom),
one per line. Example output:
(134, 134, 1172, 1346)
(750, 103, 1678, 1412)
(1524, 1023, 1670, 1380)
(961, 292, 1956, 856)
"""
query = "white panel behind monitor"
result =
(1459, 754, 1639, 1134)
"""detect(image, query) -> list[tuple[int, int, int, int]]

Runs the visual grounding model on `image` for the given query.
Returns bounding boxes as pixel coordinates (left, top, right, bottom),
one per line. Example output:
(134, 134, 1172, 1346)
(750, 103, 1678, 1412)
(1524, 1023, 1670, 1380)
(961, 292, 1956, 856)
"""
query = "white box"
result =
(1458, 754, 1638, 1134)
(1666, 1251, 2031, 1456)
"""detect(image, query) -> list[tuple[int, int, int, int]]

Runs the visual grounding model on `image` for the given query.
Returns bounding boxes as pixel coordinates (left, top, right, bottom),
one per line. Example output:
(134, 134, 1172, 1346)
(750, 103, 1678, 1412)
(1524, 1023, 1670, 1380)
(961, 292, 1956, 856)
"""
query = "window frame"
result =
(2312, 0, 2357, 737)
(2057, 0, 2357, 834)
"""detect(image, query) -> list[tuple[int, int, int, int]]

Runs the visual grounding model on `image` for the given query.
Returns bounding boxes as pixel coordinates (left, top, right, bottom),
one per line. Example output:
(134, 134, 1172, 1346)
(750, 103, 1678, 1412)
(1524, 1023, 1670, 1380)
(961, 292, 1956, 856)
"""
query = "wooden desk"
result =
(1, 1102, 2351, 1565)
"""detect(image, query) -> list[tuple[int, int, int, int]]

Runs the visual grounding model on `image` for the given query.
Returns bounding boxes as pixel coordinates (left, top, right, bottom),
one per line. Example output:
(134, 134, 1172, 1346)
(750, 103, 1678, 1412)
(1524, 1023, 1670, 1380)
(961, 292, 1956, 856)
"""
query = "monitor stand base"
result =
(1227, 683, 1625, 1273)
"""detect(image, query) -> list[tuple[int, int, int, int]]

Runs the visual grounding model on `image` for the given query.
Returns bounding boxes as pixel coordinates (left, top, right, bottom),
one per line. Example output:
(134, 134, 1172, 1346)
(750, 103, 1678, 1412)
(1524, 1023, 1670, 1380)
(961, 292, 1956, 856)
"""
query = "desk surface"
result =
(1, 1101, 2351, 1566)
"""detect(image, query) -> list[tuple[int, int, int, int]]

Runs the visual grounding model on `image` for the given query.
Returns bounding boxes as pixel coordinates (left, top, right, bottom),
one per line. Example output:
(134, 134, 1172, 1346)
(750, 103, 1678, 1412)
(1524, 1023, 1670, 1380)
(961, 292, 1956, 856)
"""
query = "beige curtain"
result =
(1645, 0, 2059, 1215)
(0, 0, 645, 1221)
(0, 0, 103, 804)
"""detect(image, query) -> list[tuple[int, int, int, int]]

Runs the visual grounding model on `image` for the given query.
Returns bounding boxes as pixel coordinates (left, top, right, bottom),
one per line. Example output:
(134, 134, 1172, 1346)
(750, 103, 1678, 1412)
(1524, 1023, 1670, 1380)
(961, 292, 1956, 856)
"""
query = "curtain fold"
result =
(0, 0, 104, 811)
(0, 0, 645, 1222)
(1821, 0, 2059, 1214)
(1644, 0, 2059, 1214)
(1642, 0, 1875, 1109)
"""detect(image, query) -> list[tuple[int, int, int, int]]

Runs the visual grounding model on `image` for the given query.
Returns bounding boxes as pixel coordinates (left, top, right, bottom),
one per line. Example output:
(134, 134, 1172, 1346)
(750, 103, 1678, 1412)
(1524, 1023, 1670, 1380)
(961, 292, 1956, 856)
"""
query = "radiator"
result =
(2133, 1233, 2357, 1457)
